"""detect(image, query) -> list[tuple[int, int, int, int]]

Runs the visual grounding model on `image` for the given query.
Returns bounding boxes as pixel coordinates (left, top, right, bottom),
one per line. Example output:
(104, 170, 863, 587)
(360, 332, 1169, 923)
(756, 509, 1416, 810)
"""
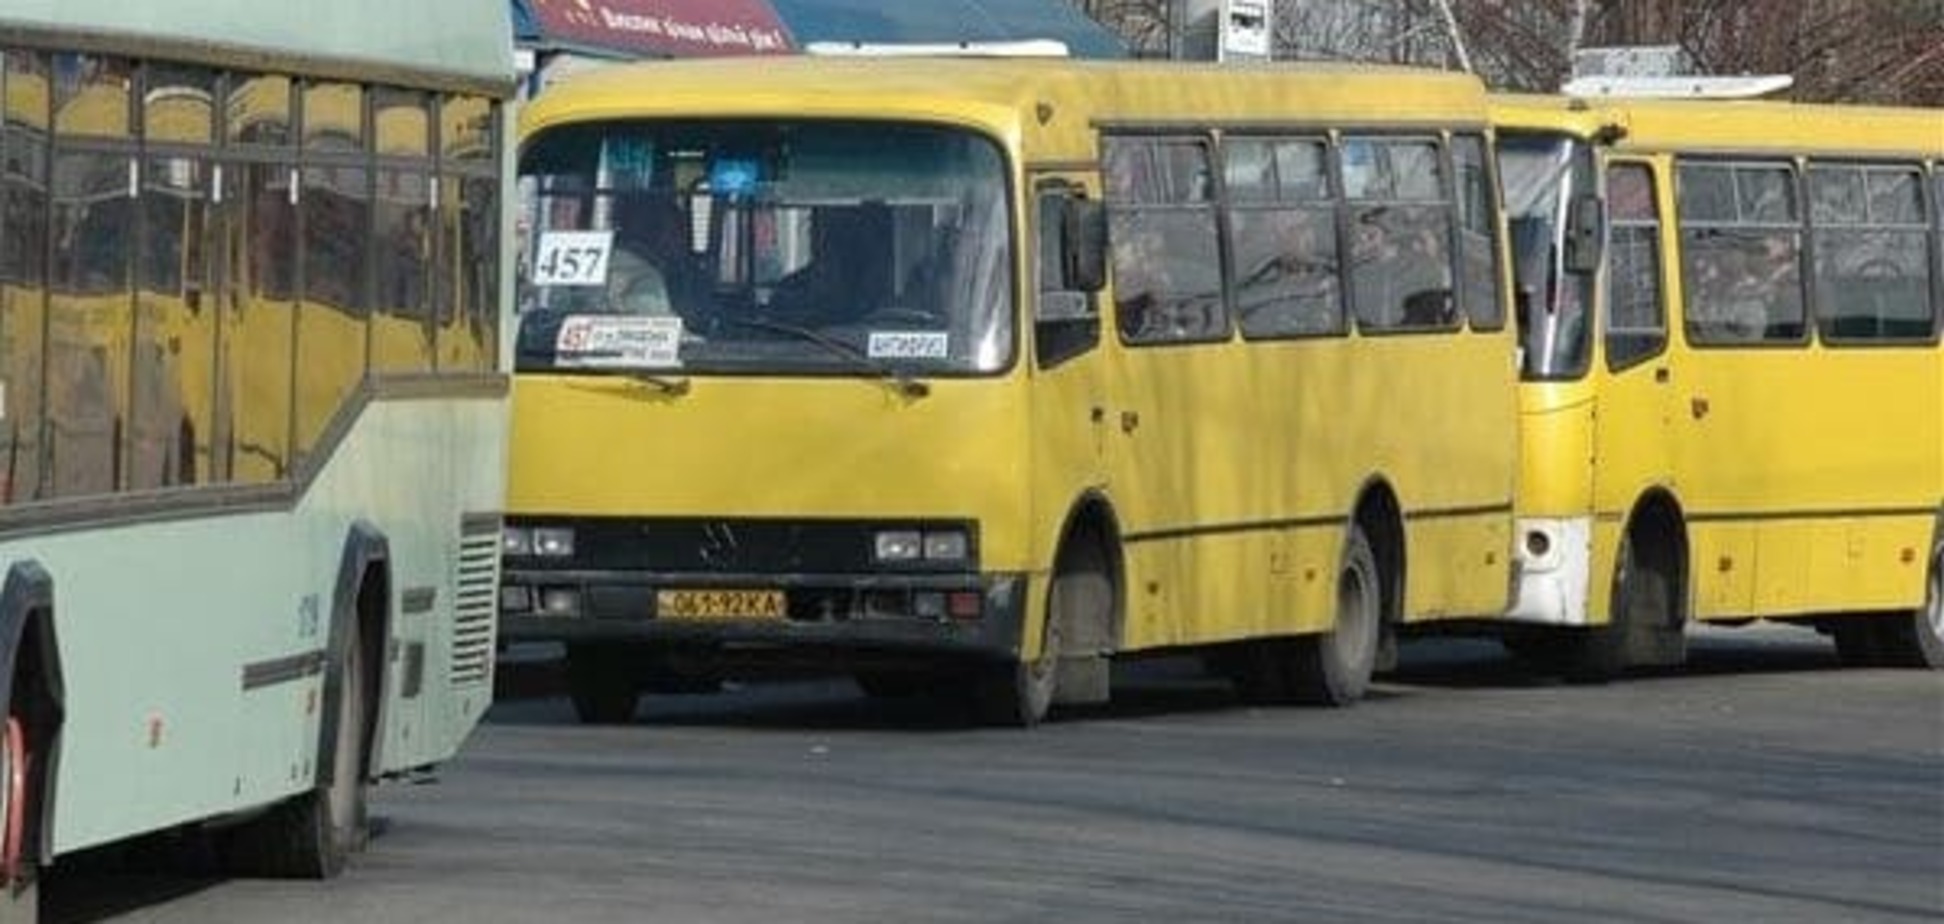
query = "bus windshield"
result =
(1498, 133, 1594, 380)
(516, 120, 1013, 376)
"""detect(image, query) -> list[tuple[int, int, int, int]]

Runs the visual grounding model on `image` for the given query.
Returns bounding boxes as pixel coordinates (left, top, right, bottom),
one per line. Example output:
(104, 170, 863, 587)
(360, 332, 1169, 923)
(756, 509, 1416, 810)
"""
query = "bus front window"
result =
(1498, 134, 1594, 380)
(516, 121, 1013, 376)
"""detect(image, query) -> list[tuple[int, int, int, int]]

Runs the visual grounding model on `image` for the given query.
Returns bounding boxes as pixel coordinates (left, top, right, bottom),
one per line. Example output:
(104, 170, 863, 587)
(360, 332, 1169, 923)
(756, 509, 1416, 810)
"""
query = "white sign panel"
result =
(867, 331, 950, 360)
(1222, 0, 1271, 61)
(532, 230, 614, 287)
(555, 314, 684, 368)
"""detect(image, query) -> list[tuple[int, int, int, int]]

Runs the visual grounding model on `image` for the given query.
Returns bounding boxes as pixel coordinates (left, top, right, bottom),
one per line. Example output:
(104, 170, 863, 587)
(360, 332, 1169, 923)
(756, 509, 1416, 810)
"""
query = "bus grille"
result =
(451, 517, 502, 686)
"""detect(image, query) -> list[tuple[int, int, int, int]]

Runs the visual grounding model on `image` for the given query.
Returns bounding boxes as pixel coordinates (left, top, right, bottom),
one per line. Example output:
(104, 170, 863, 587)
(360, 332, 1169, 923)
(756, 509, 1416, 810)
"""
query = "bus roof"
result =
(0, 0, 514, 92)
(1491, 92, 1944, 159)
(522, 57, 1490, 162)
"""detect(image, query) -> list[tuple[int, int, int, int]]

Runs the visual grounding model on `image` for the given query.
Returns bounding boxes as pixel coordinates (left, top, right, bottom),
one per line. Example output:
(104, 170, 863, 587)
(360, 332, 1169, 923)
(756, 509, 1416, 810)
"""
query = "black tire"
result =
(226, 617, 369, 879)
(566, 645, 639, 724)
(974, 612, 1059, 728)
(1568, 529, 1681, 682)
(1875, 545, 1944, 669)
(1289, 525, 1382, 706)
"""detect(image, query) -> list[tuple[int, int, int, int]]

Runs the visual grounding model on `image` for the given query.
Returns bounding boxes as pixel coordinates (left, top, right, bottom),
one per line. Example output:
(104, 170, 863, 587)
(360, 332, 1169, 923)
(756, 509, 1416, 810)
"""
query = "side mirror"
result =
(1063, 198, 1108, 294)
(1563, 192, 1604, 276)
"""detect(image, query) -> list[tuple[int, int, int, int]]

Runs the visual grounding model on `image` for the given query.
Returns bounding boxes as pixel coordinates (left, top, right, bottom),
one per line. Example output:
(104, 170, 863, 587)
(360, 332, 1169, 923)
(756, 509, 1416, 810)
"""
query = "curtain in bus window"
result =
(1103, 136, 1224, 344)
(1224, 136, 1339, 338)
(1678, 162, 1804, 345)
(1810, 164, 1932, 342)
(224, 159, 296, 483)
(0, 49, 50, 503)
(1343, 138, 1455, 332)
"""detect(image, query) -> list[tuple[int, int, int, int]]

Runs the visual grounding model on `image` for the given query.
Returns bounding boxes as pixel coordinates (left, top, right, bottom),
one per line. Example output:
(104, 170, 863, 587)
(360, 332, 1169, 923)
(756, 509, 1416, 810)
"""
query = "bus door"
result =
(1026, 172, 1113, 546)
(1591, 157, 1678, 590)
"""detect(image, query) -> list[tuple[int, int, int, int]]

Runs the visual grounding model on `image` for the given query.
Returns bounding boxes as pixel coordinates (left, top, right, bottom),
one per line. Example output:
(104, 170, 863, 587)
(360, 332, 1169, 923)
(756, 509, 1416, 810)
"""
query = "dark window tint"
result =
(1344, 138, 1455, 332)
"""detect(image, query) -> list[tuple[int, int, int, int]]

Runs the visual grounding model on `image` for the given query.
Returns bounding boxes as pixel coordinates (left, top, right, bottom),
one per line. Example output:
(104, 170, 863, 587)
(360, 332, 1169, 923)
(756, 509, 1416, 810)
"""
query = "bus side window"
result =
(1604, 163, 1665, 369)
(1034, 185, 1099, 368)
(1677, 160, 1806, 346)
(1809, 162, 1933, 343)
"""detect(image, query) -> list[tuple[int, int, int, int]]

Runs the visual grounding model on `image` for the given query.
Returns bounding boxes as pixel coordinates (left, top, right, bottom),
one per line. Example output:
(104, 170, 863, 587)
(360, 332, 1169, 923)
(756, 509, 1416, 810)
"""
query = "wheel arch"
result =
(322, 523, 391, 787)
(1622, 487, 1689, 626)
(1049, 490, 1124, 655)
(1349, 476, 1405, 626)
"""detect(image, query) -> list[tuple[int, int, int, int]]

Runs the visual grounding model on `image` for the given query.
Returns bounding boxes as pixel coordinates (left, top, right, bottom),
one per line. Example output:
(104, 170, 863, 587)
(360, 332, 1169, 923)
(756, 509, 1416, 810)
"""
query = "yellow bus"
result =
(1492, 92, 1943, 675)
(505, 56, 1519, 725)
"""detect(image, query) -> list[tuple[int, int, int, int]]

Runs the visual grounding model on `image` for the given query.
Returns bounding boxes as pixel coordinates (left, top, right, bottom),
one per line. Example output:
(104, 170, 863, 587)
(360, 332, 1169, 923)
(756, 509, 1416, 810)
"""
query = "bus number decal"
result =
(867, 331, 949, 360)
(532, 230, 614, 287)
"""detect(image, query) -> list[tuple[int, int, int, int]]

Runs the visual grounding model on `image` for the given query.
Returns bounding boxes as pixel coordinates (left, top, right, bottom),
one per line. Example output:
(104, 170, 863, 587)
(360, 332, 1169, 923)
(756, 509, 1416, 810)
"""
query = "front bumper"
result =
(499, 569, 1030, 660)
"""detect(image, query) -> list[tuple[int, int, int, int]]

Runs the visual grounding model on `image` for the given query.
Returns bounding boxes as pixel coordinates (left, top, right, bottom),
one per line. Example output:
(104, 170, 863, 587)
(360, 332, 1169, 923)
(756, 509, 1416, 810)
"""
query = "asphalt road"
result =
(46, 626, 1944, 923)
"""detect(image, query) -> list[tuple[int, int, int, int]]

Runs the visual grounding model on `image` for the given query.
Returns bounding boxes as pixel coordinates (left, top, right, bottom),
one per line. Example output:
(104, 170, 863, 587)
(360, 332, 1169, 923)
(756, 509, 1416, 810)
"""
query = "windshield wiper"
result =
(618, 371, 692, 396)
(714, 315, 931, 398)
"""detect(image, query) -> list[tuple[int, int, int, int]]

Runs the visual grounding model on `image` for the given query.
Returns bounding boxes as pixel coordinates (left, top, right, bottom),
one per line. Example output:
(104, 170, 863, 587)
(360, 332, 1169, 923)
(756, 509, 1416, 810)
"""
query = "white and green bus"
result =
(0, 1, 512, 915)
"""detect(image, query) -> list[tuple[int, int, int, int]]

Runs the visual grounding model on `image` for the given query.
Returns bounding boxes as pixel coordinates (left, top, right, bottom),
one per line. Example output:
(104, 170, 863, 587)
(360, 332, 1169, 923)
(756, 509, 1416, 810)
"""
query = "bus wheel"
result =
(1876, 544, 1944, 669)
(1289, 524, 1381, 706)
(227, 616, 369, 879)
(974, 610, 1059, 728)
(0, 714, 32, 922)
(1572, 528, 1684, 682)
(566, 645, 639, 724)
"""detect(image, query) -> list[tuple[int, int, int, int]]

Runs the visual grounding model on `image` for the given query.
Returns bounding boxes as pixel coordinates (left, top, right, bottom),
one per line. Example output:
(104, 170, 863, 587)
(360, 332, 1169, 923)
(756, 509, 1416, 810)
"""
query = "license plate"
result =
(655, 588, 786, 620)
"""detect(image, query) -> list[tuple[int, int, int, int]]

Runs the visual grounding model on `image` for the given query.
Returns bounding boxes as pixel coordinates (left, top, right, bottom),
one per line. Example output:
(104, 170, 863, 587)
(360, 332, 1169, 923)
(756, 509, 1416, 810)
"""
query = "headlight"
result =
(533, 527, 576, 557)
(922, 530, 969, 562)
(502, 527, 532, 556)
(874, 530, 923, 562)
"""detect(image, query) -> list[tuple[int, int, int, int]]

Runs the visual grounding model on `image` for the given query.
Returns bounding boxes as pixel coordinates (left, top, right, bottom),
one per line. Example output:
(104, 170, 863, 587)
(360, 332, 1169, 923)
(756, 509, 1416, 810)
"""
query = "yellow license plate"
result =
(655, 589, 786, 620)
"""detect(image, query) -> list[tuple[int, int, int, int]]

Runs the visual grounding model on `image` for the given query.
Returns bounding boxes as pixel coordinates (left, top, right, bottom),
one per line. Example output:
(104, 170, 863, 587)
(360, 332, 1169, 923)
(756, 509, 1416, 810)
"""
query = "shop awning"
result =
(514, 0, 1125, 60)
(513, 0, 793, 58)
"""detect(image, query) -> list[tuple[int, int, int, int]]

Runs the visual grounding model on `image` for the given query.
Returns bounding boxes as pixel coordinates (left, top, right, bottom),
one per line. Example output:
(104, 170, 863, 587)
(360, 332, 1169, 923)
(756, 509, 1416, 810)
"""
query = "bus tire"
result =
(227, 614, 369, 879)
(974, 611, 1059, 728)
(1571, 526, 1684, 682)
(1289, 525, 1381, 706)
(1875, 544, 1944, 669)
(566, 645, 639, 724)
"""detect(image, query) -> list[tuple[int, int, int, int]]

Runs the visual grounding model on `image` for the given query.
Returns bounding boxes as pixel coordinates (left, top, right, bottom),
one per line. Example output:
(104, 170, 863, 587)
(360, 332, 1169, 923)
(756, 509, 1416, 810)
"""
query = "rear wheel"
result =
(1289, 525, 1382, 706)
(566, 645, 639, 724)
